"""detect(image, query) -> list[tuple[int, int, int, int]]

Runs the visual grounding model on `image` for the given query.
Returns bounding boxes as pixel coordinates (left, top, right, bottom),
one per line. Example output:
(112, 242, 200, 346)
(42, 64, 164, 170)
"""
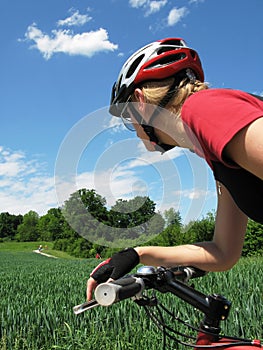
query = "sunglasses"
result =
(120, 99, 136, 131)
(120, 99, 145, 132)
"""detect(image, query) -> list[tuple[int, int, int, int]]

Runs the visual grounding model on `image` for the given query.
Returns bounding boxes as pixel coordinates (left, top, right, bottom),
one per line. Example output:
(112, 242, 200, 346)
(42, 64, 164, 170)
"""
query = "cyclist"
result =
(87, 38, 263, 301)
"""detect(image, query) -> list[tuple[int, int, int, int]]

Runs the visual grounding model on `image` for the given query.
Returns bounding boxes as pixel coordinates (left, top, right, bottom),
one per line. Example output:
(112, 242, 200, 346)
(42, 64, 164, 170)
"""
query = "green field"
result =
(0, 243, 262, 350)
(0, 241, 75, 259)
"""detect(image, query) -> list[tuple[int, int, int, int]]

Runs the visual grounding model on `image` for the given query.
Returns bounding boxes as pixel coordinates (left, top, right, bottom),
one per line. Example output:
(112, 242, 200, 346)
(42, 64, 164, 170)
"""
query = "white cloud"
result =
(252, 90, 263, 97)
(145, 0, 167, 16)
(0, 151, 25, 177)
(0, 144, 165, 215)
(129, 0, 167, 16)
(55, 165, 147, 210)
(76, 168, 144, 207)
(167, 7, 188, 26)
(23, 23, 118, 60)
(55, 138, 183, 209)
(129, 0, 148, 8)
(57, 9, 92, 27)
(0, 149, 40, 178)
(127, 142, 184, 168)
(189, 0, 205, 4)
(0, 147, 57, 215)
(0, 141, 214, 224)
(108, 116, 124, 130)
(175, 188, 213, 200)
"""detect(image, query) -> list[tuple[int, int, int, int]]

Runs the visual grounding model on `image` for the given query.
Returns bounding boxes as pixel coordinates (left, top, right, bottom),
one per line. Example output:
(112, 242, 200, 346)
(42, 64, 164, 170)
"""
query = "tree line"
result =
(0, 188, 262, 258)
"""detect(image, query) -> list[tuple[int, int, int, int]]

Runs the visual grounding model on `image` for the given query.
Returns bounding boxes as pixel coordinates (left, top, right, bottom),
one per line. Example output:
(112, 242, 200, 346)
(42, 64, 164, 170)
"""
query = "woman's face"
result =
(126, 102, 179, 152)
(132, 121, 157, 152)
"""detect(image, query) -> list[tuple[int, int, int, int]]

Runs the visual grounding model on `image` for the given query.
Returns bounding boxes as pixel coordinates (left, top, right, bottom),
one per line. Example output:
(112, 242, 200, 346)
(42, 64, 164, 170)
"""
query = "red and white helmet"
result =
(109, 38, 204, 116)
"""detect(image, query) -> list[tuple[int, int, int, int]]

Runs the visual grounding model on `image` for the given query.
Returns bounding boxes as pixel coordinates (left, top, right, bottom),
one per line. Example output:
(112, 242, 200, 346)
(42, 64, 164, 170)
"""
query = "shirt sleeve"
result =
(181, 89, 263, 168)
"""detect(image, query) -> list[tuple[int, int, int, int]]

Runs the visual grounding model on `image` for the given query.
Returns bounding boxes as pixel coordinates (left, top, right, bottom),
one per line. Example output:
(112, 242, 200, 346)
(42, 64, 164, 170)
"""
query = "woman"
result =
(87, 38, 263, 301)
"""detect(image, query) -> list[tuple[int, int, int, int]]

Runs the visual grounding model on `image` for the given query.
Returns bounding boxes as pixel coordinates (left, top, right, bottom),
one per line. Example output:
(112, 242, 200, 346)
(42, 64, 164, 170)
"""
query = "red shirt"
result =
(181, 89, 263, 223)
(181, 89, 263, 169)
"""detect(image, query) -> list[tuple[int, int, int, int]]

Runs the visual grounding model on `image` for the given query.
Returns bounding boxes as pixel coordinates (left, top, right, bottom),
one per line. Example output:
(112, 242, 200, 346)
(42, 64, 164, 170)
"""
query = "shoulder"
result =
(181, 88, 263, 168)
(181, 88, 263, 124)
(183, 88, 262, 107)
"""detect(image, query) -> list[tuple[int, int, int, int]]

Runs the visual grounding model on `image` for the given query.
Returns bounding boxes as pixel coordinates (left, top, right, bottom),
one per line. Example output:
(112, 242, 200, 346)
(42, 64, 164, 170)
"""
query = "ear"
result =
(134, 88, 145, 112)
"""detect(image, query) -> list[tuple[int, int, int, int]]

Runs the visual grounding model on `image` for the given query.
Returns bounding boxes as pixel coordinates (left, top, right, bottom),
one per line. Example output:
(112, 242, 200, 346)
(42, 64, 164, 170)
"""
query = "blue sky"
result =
(0, 0, 262, 225)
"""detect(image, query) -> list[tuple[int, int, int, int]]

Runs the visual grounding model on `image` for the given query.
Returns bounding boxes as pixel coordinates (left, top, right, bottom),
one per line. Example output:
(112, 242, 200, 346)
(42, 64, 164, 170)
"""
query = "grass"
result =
(0, 243, 262, 349)
(0, 241, 76, 259)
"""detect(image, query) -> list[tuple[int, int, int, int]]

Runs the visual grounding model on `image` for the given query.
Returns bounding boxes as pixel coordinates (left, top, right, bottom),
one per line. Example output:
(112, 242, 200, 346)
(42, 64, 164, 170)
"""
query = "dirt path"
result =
(33, 250, 58, 258)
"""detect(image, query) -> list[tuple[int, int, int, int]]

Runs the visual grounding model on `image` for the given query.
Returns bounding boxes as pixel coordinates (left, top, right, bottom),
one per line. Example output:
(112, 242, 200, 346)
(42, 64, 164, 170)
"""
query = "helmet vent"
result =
(160, 39, 184, 47)
(116, 74, 123, 92)
(126, 54, 145, 79)
(190, 49, 196, 59)
(145, 53, 186, 69)
(157, 47, 176, 55)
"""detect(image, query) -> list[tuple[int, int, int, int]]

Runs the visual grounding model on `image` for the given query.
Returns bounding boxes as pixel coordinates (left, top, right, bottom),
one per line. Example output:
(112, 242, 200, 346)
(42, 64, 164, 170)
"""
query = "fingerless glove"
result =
(90, 248, 140, 283)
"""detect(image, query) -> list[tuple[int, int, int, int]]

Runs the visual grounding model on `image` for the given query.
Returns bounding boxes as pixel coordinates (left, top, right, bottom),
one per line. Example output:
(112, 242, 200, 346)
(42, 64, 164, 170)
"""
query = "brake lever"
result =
(73, 299, 99, 315)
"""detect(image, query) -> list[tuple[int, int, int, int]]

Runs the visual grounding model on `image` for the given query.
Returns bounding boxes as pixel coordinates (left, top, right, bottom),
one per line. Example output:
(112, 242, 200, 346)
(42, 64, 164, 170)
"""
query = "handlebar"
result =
(95, 276, 144, 306)
(74, 265, 230, 324)
(73, 265, 262, 349)
(73, 265, 205, 315)
(94, 266, 206, 306)
(93, 266, 230, 328)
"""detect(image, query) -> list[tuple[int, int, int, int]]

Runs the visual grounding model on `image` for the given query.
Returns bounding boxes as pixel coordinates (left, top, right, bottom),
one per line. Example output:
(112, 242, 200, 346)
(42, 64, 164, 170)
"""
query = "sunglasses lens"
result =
(121, 114, 136, 131)
(120, 101, 136, 131)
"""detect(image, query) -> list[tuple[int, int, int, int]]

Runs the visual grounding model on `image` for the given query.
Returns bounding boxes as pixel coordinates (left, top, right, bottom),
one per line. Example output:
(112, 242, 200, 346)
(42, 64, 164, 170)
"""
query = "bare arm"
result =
(86, 184, 248, 300)
(224, 117, 263, 180)
(135, 183, 248, 272)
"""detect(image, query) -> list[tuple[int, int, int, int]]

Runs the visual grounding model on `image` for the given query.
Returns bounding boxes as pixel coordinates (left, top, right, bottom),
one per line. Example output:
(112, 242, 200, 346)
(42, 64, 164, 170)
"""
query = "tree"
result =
(107, 196, 158, 243)
(149, 223, 181, 247)
(110, 196, 156, 227)
(58, 190, 163, 251)
(60, 188, 110, 250)
(146, 212, 165, 237)
(16, 211, 40, 241)
(163, 208, 182, 228)
(78, 188, 108, 223)
(242, 219, 263, 257)
(0, 212, 23, 239)
(185, 211, 215, 243)
(37, 208, 65, 241)
(62, 189, 105, 243)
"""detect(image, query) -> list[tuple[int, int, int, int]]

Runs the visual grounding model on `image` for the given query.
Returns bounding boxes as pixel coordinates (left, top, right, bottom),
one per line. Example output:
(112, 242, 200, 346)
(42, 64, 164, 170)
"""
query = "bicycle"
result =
(74, 266, 262, 349)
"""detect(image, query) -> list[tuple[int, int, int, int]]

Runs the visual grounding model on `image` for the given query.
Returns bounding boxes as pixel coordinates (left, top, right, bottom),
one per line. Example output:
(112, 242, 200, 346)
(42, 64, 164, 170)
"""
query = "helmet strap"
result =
(130, 71, 191, 153)
(144, 74, 186, 153)
(129, 103, 175, 153)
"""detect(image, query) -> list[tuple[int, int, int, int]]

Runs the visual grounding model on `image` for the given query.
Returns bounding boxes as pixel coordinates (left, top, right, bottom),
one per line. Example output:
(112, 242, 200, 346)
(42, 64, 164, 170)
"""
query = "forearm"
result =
(134, 241, 238, 272)
(135, 184, 248, 273)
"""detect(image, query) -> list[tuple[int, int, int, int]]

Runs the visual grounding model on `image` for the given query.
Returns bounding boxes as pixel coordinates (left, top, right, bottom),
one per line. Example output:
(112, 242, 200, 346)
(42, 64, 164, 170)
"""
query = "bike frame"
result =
(195, 333, 262, 349)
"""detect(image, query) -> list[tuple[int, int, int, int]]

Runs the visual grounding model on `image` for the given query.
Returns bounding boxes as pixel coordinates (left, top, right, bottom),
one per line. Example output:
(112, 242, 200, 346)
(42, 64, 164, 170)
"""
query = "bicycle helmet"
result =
(109, 37, 204, 117)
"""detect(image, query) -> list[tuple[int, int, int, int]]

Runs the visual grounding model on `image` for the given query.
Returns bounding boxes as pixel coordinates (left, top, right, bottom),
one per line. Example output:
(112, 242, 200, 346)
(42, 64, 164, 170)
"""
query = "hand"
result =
(86, 248, 139, 301)
(86, 277, 98, 301)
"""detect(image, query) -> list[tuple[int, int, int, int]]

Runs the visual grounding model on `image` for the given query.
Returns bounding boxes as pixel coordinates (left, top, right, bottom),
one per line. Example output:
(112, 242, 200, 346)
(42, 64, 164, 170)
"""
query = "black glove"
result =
(90, 248, 140, 284)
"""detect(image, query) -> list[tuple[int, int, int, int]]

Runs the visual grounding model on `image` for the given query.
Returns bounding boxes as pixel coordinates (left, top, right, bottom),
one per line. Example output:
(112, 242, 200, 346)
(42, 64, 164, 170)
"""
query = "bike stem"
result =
(156, 269, 231, 334)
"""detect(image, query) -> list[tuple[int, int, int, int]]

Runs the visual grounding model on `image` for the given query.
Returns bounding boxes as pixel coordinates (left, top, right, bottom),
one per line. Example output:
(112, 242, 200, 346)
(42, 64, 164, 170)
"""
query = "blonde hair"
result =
(132, 77, 209, 116)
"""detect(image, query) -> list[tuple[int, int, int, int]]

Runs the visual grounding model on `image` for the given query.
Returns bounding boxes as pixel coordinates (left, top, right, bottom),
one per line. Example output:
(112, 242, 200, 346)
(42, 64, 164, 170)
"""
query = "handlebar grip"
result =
(95, 277, 144, 306)
(187, 267, 207, 279)
(172, 266, 207, 281)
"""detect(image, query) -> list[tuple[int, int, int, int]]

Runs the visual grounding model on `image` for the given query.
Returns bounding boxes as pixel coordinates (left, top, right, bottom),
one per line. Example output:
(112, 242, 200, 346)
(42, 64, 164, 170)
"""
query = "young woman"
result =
(87, 38, 263, 301)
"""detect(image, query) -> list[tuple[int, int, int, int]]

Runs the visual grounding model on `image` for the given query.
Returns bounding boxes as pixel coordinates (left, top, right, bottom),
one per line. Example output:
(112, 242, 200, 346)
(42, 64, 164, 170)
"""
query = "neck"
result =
(153, 113, 194, 150)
